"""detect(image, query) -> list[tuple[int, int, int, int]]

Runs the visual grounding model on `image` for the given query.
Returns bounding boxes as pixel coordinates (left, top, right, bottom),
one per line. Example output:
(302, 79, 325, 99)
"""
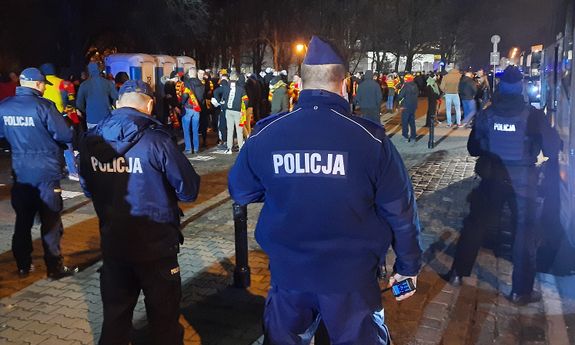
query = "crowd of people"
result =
(348, 67, 493, 141)
(0, 36, 560, 344)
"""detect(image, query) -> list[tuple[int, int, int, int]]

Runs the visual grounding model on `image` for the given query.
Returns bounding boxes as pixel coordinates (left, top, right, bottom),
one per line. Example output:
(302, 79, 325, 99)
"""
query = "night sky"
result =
(0, 0, 566, 73)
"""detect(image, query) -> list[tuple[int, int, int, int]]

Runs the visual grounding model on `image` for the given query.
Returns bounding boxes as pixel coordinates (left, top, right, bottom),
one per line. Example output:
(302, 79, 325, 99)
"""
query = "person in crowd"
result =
(79, 80, 200, 345)
(181, 67, 203, 154)
(114, 72, 129, 90)
(76, 62, 118, 129)
(163, 71, 182, 129)
(398, 73, 419, 142)
(476, 69, 491, 109)
(0, 71, 19, 101)
(448, 66, 561, 306)
(213, 71, 229, 149)
(245, 73, 263, 133)
(228, 36, 421, 345)
(289, 74, 302, 111)
(269, 75, 289, 114)
(459, 71, 478, 128)
(220, 72, 247, 154)
(440, 66, 462, 128)
(425, 73, 441, 128)
(197, 69, 211, 148)
(355, 70, 383, 124)
(39, 63, 80, 181)
(385, 73, 398, 113)
(0, 67, 77, 279)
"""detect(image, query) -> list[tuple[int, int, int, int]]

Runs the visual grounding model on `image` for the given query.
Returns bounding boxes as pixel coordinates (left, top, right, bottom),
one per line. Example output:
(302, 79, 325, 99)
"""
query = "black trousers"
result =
(401, 109, 416, 140)
(99, 255, 184, 345)
(426, 98, 437, 127)
(11, 181, 63, 270)
(453, 175, 538, 295)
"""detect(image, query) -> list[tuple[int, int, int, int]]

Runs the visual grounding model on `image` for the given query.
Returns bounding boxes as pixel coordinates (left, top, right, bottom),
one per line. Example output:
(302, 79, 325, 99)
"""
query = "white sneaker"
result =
(224, 149, 233, 155)
(68, 174, 80, 181)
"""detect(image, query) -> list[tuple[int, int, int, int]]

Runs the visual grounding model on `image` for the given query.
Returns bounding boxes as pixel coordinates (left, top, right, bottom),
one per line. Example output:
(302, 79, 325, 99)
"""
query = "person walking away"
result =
(76, 62, 118, 129)
(425, 73, 441, 127)
(355, 70, 383, 124)
(79, 80, 200, 345)
(0, 67, 77, 278)
(440, 66, 462, 127)
(229, 36, 422, 345)
(459, 72, 478, 128)
(448, 66, 561, 306)
(398, 74, 419, 142)
(222, 72, 247, 154)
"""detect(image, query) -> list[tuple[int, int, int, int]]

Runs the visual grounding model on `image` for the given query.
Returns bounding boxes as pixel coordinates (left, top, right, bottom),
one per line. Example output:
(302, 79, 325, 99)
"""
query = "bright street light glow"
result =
(296, 44, 305, 53)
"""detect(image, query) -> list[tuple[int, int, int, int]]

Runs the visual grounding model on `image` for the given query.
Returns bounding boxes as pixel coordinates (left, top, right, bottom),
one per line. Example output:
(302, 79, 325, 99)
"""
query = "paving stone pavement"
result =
(0, 109, 573, 345)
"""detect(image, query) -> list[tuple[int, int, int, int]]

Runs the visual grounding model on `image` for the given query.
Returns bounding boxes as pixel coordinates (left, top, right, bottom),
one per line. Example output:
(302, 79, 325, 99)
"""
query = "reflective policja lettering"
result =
(3, 116, 35, 127)
(90, 156, 143, 174)
(272, 151, 347, 177)
(493, 123, 516, 132)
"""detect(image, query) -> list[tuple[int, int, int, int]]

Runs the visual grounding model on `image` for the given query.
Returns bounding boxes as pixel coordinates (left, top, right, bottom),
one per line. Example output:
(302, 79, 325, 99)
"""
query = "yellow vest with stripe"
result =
(43, 75, 64, 112)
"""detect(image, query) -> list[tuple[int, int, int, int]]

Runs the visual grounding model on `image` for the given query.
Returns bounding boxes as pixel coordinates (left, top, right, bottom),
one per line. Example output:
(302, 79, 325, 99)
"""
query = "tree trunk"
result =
(405, 51, 414, 72)
(394, 53, 401, 72)
(273, 29, 280, 70)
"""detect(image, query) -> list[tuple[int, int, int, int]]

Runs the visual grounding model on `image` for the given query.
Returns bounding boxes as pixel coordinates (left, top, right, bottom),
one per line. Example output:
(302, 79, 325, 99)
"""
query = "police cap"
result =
(20, 67, 52, 85)
(118, 80, 154, 98)
(303, 36, 345, 66)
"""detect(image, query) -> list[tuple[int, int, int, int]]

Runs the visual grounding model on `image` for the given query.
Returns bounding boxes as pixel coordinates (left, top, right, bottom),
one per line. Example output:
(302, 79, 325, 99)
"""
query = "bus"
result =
(539, 0, 575, 273)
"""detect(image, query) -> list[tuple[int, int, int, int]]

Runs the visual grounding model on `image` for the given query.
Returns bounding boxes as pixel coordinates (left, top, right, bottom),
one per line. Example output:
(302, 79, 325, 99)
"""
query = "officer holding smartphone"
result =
(229, 36, 422, 345)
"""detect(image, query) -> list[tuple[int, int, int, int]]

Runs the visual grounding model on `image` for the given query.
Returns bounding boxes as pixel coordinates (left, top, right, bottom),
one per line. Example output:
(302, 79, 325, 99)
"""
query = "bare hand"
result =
(388, 273, 418, 301)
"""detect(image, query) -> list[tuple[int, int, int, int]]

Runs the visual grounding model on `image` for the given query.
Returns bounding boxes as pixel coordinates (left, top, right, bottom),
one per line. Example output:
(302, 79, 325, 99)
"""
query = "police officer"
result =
(79, 80, 200, 345)
(0, 67, 77, 279)
(228, 36, 422, 345)
(449, 66, 561, 305)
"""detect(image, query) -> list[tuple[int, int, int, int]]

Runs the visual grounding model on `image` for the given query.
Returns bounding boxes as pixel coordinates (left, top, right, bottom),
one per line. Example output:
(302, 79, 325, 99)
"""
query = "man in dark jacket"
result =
(355, 70, 383, 124)
(79, 80, 200, 344)
(0, 67, 77, 278)
(229, 36, 421, 345)
(221, 73, 247, 154)
(449, 66, 561, 306)
(398, 74, 419, 142)
(76, 62, 118, 129)
(213, 73, 229, 148)
(459, 72, 478, 128)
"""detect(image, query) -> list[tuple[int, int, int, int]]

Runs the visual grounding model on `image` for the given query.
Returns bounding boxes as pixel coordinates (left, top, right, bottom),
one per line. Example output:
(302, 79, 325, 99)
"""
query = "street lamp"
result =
(296, 44, 305, 54)
(295, 43, 306, 75)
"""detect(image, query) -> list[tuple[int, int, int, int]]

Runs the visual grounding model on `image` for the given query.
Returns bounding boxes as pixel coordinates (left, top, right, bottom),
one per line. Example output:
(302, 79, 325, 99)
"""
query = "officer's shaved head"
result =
(301, 64, 346, 94)
(20, 80, 47, 95)
(117, 92, 154, 115)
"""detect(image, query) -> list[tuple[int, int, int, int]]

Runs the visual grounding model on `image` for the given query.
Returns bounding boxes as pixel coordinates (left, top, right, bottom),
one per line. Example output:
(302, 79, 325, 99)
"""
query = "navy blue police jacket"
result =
(468, 93, 561, 166)
(0, 87, 73, 183)
(229, 89, 422, 293)
(79, 107, 200, 262)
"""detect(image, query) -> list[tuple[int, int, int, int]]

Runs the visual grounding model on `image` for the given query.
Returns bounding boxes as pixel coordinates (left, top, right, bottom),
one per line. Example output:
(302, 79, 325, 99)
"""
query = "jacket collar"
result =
(297, 89, 350, 114)
(15, 87, 42, 97)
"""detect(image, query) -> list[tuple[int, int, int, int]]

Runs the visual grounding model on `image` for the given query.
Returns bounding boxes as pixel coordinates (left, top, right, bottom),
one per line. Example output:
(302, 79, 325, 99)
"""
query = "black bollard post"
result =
(428, 113, 435, 149)
(233, 203, 251, 288)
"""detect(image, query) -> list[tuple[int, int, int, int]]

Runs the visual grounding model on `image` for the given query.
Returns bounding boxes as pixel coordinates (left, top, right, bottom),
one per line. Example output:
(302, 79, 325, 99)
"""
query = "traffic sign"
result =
(490, 52, 500, 65)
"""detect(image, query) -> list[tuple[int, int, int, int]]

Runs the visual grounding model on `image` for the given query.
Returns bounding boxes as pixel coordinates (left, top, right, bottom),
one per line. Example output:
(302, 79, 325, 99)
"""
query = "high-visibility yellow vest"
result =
(43, 75, 64, 112)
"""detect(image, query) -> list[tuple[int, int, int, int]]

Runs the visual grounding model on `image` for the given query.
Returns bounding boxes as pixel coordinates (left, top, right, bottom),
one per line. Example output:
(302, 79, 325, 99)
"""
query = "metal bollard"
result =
(233, 203, 251, 288)
(428, 113, 435, 149)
